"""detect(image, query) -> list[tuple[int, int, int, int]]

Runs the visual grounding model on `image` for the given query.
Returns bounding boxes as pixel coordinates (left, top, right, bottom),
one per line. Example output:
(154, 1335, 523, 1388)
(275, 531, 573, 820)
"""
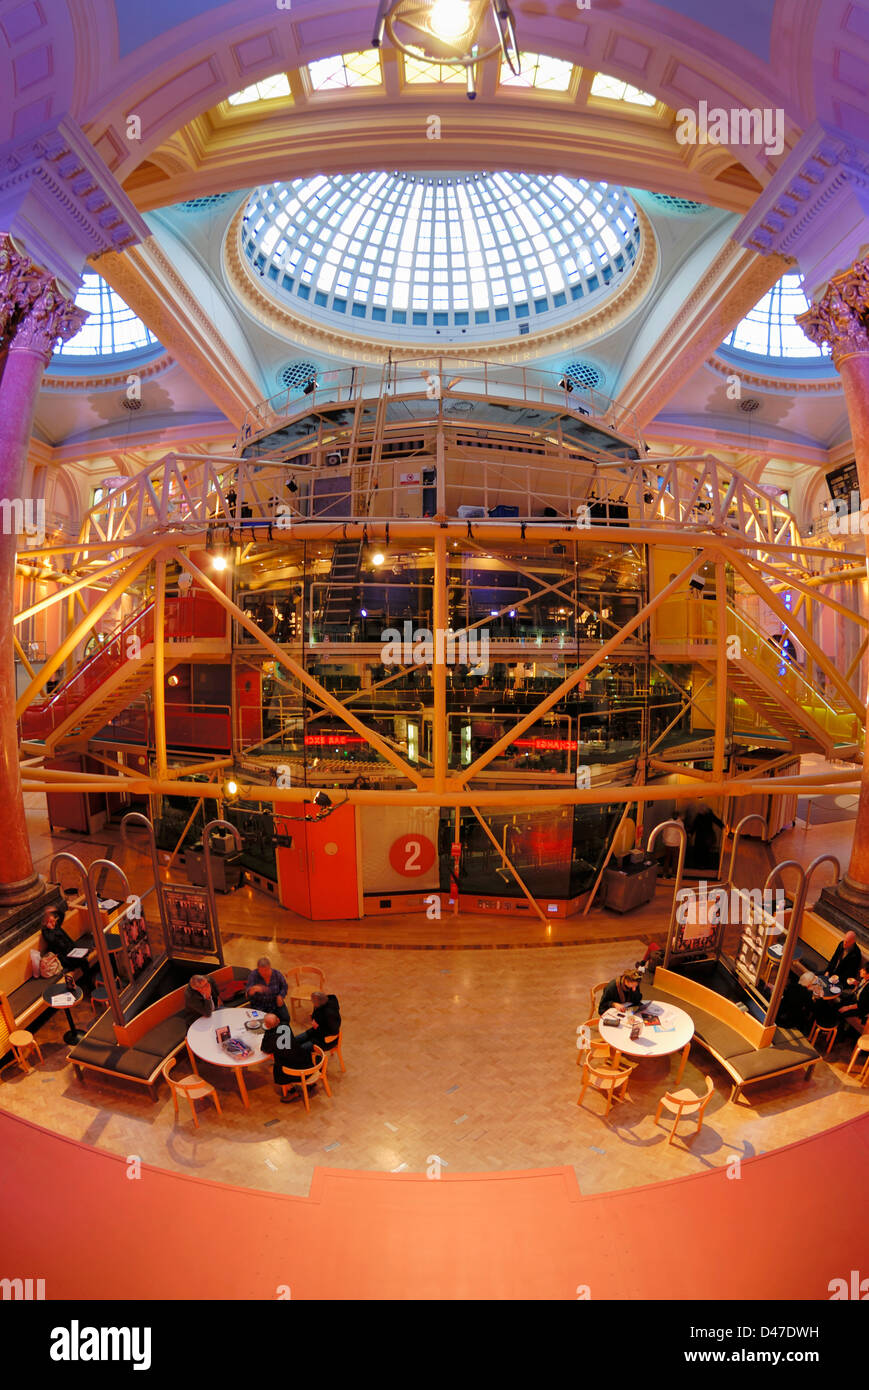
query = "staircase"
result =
(21, 591, 228, 754)
(320, 540, 363, 629)
(701, 607, 863, 758)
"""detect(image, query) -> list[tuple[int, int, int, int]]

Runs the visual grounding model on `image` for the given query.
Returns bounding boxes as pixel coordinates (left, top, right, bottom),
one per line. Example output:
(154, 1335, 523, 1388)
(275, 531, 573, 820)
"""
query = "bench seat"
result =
(648, 983, 818, 1102)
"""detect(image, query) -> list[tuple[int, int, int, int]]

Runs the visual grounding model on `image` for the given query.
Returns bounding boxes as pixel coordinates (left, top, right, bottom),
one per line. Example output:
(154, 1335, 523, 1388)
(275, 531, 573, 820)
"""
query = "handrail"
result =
(728, 605, 859, 731)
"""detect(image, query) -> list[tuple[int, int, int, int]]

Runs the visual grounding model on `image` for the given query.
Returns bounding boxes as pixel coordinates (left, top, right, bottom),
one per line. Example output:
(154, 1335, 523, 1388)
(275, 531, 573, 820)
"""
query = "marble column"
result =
(0, 235, 86, 905)
(799, 258, 869, 903)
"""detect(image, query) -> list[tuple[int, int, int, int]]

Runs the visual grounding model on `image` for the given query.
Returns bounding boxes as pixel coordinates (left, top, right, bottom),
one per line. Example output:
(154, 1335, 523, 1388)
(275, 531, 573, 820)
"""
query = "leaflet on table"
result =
(221, 1037, 253, 1058)
(67, 947, 88, 958)
(50, 992, 76, 1007)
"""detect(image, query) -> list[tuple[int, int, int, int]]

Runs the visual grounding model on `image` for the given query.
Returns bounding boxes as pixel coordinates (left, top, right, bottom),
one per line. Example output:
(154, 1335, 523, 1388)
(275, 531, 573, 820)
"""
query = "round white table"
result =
(598, 1001, 695, 1084)
(186, 1007, 269, 1108)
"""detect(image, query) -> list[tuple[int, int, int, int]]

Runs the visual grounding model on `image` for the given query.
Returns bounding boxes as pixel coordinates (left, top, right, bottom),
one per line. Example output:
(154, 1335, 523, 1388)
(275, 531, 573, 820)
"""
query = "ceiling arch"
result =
(29, 0, 830, 191)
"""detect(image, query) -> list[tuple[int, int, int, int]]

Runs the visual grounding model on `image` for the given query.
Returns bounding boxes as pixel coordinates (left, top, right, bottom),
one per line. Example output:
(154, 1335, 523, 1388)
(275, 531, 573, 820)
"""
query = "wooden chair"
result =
(162, 1056, 222, 1128)
(279, 1044, 332, 1112)
(576, 1018, 612, 1066)
(589, 981, 608, 1018)
(845, 1035, 869, 1082)
(289, 965, 327, 1021)
(322, 1029, 346, 1073)
(577, 1049, 635, 1116)
(808, 1020, 838, 1055)
(654, 1075, 715, 1144)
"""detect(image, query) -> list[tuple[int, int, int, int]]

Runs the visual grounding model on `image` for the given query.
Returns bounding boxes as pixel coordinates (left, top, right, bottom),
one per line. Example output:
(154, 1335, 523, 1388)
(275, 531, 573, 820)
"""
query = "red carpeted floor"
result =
(2, 1107, 867, 1299)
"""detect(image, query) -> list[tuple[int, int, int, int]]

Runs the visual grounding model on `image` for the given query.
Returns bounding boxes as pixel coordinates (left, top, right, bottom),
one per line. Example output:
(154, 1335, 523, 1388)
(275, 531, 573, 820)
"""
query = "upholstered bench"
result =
(647, 968, 819, 1104)
(0, 907, 96, 1031)
(68, 963, 249, 1098)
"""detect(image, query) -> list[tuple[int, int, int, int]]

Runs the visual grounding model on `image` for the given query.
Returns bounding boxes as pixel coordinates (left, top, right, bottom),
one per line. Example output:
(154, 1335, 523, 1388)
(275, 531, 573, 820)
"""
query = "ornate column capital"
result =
(9, 279, 88, 364)
(0, 234, 87, 361)
(0, 235, 43, 341)
(798, 256, 869, 364)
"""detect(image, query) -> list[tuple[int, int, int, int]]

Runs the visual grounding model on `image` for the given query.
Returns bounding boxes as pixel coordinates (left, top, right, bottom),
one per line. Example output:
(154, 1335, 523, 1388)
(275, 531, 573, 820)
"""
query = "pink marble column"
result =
(0, 237, 86, 904)
(799, 261, 869, 902)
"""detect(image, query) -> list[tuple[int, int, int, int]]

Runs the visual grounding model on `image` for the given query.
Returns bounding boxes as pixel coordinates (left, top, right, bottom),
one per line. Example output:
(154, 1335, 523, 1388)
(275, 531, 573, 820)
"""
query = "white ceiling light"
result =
(373, 0, 519, 99)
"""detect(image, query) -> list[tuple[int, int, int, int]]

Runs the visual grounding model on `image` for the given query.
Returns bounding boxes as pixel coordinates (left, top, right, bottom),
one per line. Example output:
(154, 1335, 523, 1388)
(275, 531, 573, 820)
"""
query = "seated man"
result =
(260, 1013, 318, 1103)
(184, 974, 220, 1021)
(246, 956, 289, 1023)
(599, 969, 643, 1015)
(295, 991, 341, 1058)
(827, 931, 862, 988)
(837, 963, 869, 1027)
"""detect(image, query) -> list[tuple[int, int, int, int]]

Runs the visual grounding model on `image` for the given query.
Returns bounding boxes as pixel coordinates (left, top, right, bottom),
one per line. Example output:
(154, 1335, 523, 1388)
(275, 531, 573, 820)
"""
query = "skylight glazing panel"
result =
(242, 172, 638, 330)
(724, 274, 829, 360)
(57, 273, 159, 358)
(227, 73, 291, 106)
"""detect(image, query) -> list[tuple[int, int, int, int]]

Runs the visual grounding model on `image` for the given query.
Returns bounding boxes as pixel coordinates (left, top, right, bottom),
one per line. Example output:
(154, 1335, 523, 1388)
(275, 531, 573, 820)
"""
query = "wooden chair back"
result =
(280, 1044, 333, 1111)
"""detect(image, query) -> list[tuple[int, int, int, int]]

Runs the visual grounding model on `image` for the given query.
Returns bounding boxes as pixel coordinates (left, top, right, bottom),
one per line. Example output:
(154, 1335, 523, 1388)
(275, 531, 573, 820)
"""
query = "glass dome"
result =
(241, 172, 640, 337)
(55, 272, 160, 360)
(723, 274, 829, 361)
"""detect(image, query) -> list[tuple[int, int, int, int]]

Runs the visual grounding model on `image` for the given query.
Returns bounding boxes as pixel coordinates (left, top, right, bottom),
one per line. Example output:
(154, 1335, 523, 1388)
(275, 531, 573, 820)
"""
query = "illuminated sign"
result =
(304, 733, 365, 746)
(514, 737, 577, 751)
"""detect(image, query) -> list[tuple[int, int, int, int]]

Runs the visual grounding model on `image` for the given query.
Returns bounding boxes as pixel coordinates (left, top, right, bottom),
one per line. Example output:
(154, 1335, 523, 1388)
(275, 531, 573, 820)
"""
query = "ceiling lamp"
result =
(372, 0, 519, 99)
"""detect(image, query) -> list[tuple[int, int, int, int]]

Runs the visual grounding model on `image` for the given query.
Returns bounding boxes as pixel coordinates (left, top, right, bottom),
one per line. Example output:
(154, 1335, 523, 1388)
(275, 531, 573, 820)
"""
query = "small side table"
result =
(42, 982, 85, 1045)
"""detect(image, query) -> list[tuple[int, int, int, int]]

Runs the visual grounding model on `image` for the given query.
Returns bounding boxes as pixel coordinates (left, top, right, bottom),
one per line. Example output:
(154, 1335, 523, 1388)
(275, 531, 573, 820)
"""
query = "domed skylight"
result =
(241, 172, 640, 338)
(55, 272, 160, 359)
(723, 274, 829, 361)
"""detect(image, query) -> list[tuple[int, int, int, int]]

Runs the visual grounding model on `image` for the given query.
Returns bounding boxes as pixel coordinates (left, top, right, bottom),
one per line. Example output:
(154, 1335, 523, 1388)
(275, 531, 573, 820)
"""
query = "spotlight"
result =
(313, 791, 332, 809)
(559, 376, 573, 393)
(167, 674, 179, 687)
(371, 551, 385, 567)
(225, 780, 238, 797)
(212, 554, 228, 572)
(360, 608, 368, 617)
(303, 379, 317, 395)
(286, 477, 298, 493)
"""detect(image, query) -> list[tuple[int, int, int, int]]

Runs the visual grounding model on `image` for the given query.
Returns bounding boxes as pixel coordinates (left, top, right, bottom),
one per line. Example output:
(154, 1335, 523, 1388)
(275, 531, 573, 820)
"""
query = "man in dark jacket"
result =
(184, 974, 221, 1020)
(295, 991, 341, 1057)
(260, 1014, 317, 1102)
(827, 932, 862, 987)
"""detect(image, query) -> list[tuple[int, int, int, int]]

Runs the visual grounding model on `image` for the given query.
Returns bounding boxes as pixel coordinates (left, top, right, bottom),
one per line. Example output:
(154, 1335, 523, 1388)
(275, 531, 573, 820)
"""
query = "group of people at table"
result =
(802, 931, 869, 1035)
(597, 928, 869, 1042)
(184, 956, 341, 1104)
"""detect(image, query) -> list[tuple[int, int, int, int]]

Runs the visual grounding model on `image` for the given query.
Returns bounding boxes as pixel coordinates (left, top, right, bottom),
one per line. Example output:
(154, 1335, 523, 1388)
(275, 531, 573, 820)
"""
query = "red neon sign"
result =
(304, 733, 365, 746)
(514, 737, 577, 751)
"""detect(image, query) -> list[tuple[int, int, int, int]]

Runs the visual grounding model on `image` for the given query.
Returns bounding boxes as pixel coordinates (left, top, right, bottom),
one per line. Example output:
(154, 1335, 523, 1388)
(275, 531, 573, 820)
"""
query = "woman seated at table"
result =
(42, 904, 96, 997)
(599, 969, 643, 1015)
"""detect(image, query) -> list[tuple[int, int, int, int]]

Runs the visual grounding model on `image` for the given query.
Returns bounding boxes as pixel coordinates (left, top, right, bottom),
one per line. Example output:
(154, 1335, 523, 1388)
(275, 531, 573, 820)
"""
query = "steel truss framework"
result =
(15, 368, 865, 826)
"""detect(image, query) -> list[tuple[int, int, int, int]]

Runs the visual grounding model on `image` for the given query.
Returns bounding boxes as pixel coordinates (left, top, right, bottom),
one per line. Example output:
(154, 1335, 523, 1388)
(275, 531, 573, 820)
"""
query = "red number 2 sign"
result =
(389, 833, 436, 877)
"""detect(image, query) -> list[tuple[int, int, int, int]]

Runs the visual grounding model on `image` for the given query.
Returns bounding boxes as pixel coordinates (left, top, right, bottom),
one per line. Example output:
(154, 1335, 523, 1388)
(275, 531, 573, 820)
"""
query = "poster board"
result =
(161, 884, 220, 960)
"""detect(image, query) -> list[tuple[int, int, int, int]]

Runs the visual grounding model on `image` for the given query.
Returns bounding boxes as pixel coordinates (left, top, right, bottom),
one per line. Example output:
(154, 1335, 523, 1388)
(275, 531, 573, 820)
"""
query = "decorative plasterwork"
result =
(739, 122, 867, 261)
(41, 351, 175, 392)
(222, 203, 658, 365)
(0, 117, 151, 289)
(798, 255, 869, 365)
(706, 352, 842, 394)
(96, 240, 264, 427)
(618, 240, 789, 427)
